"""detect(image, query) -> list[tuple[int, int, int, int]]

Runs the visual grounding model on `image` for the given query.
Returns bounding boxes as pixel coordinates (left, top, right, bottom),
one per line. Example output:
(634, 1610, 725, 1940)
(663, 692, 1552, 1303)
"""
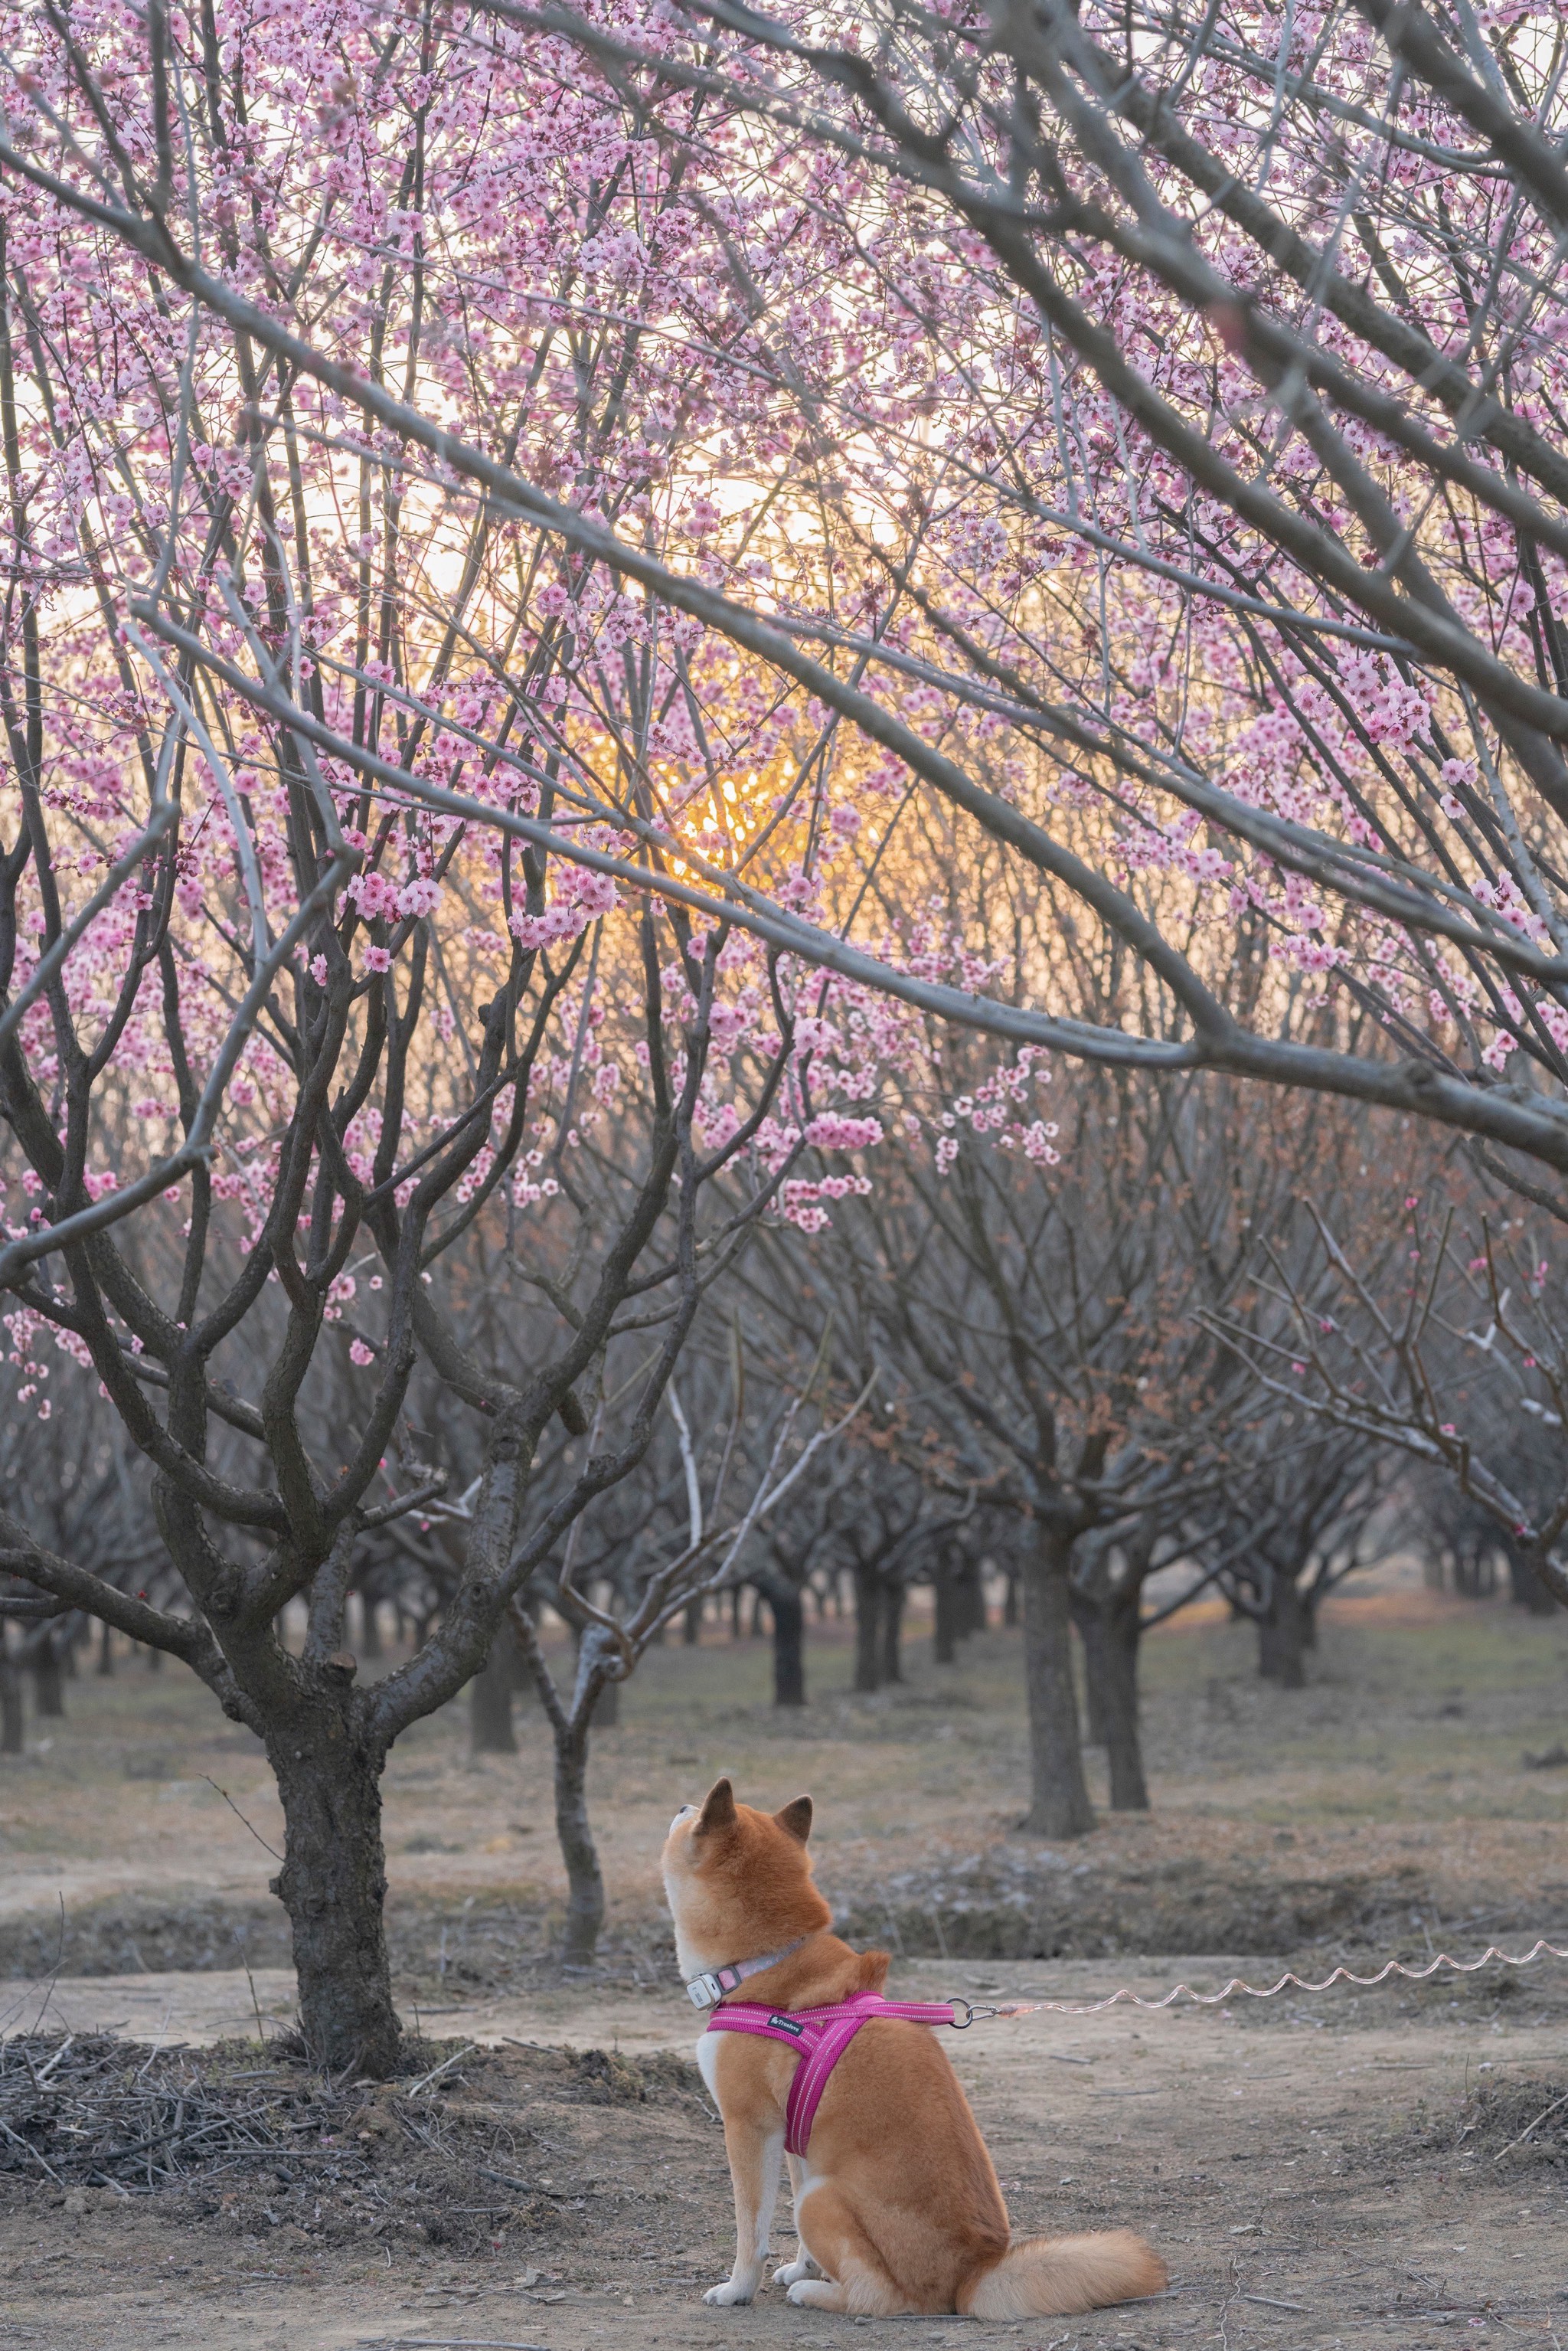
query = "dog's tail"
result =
(958, 2228, 1167, 2318)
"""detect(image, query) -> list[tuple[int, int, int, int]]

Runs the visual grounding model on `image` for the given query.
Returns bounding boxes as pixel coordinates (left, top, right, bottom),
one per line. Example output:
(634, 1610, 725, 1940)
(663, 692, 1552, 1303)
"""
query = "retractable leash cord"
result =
(946, 1936, 1568, 2024)
(701, 1940, 1568, 2157)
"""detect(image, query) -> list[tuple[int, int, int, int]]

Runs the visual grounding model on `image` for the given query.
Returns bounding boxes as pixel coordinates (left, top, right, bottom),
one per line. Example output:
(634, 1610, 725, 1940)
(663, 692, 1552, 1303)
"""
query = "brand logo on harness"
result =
(767, 2014, 805, 2035)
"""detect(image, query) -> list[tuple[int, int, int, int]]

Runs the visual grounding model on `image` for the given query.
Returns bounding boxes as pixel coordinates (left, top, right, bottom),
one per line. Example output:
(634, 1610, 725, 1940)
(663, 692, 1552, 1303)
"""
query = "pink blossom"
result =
(803, 1113, 884, 1151)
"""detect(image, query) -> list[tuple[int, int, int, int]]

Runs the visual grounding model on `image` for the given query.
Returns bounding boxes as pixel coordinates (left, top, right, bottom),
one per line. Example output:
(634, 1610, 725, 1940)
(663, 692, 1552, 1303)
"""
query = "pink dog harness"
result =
(704, 1990, 965, 2156)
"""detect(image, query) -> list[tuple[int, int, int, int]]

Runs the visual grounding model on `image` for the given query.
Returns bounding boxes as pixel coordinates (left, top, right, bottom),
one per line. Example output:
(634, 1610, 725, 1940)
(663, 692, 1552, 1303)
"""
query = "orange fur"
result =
(662, 1780, 1168, 2319)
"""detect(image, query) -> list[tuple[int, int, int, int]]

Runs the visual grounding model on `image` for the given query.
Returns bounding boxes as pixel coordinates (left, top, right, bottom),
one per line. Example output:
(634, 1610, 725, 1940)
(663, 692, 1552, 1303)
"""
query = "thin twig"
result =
(1492, 2089, 1568, 2163)
(202, 1776, 283, 1862)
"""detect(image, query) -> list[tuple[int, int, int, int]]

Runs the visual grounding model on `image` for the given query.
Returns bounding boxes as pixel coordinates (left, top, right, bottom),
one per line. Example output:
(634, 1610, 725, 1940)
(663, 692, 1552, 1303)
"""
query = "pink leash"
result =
(705, 1990, 965, 2155)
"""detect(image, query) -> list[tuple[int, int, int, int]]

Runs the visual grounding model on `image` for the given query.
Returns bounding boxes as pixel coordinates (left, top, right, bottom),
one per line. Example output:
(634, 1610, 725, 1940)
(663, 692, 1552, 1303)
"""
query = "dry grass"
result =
(3, 1573, 1567, 1987)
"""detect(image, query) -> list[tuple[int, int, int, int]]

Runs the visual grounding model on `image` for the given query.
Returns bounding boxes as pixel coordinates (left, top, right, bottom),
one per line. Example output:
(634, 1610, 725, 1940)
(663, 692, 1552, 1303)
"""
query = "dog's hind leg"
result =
(773, 2156, 818, 2288)
(787, 2183, 912, 2317)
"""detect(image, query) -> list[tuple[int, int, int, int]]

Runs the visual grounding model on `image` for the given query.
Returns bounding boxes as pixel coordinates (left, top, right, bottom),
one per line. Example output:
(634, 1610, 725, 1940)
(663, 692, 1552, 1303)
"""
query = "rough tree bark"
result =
(511, 1605, 616, 1965)
(1100, 1587, 1149, 1812)
(27, 1633, 64, 1718)
(553, 1718, 606, 1964)
(590, 1666, 619, 1728)
(1257, 1572, 1311, 1689)
(1508, 1547, 1557, 1615)
(268, 1695, 401, 2075)
(880, 1580, 905, 1686)
(852, 1563, 883, 1692)
(930, 1552, 969, 1664)
(756, 1576, 805, 1706)
(1021, 1523, 1096, 1838)
(469, 1630, 518, 1755)
(0, 1650, 21, 1754)
(1071, 1587, 1109, 1744)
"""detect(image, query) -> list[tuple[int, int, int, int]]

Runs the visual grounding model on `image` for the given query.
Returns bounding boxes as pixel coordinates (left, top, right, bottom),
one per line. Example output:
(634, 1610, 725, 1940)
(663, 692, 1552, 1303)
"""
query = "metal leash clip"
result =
(943, 1996, 1045, 2026)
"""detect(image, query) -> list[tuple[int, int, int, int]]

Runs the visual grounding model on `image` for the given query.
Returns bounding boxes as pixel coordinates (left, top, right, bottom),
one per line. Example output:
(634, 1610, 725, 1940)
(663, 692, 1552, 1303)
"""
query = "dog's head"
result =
(662, 1777, 829, 1972)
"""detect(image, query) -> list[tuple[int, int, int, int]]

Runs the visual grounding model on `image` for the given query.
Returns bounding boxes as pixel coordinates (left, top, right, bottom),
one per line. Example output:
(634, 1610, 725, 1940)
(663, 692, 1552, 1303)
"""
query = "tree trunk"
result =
(569, 1628, 620, 1725)
(1021, 1525, 1095, 1838)
(768, 1584, 805, 1707)
(962, 1565, 988, 1637)
(590, 1669, 619, 1727)
(684, 1596, 703, 1644)
(96, 1617, 115, 1676)
(1102, 1591, 1149, 1811)
(0, 1653, 21, 1754)
(358, 1594, 383, 1659)
(933, 1557, 960, 1664)
(880, 1580, 905, 1685)
(1003, 1568, 1019, 1628)
(469, 1630, 518, 1754)
(852, 1565, 881, 1692)
(554, 1722, 606, 1964)
(1508, 1548, 1558, 1615)
(29, 1640, 64, 1718)
(270, 1724, 402, 2075)
(1071, 1588, 1108, 1745)
(1259, 1575, 1309, 1689)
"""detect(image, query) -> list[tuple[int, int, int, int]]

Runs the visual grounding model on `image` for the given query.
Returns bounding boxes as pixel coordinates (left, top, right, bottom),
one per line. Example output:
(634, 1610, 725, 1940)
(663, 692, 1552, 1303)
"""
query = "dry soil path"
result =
(3, 1957, 1566, 2351)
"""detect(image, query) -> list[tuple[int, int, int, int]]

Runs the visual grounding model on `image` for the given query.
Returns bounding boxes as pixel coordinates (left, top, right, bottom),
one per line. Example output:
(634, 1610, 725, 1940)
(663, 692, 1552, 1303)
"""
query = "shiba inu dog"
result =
(662, 1779, 1166, 2318)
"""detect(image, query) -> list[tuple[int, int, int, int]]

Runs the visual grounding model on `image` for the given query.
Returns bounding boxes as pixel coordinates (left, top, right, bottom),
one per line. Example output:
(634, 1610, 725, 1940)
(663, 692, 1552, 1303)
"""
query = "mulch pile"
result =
(1378, 2069, 1568, 2182)
(1446, 2074, 1568, 2171)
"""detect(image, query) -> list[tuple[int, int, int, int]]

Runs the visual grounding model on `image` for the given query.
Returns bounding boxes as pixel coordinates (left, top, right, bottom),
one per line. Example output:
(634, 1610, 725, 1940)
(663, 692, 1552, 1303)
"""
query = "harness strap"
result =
(705, 1991, 960, 2156)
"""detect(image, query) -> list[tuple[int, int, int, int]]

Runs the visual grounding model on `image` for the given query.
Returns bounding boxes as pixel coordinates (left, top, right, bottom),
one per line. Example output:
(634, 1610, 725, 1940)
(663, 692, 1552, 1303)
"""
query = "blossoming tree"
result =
(0, 1, 897, 2067)
(5, 0, 1568, 2058)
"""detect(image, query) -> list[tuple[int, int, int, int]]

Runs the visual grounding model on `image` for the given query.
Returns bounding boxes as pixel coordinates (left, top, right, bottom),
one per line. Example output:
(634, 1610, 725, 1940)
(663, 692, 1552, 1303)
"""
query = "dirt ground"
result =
(3, 1574, 1568, 2346)
(4, 1963, 1568, 2350)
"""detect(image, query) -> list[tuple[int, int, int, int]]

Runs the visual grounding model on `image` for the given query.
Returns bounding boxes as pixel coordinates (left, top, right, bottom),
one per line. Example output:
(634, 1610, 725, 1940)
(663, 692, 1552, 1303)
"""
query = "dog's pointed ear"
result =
(774, 1795, 812, 1844)
(695, 1777, 736, 1835)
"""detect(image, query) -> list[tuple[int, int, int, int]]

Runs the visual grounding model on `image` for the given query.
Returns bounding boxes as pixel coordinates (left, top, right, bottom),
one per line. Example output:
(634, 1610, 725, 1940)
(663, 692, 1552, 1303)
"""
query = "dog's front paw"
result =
(704, 2279, 755, 2306)
(773, 2258, 813, 2287)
